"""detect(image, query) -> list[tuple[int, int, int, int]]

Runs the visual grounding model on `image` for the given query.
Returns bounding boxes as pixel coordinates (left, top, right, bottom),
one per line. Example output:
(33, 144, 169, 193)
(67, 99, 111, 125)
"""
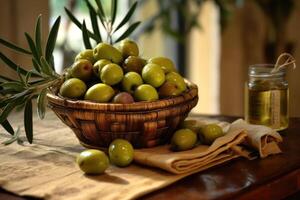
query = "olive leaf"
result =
(17, 67, 26, 85)
(40, 56, 54, 76)
(35, 15, 43, 59)
(82, 20, 92, 49)
(0, 38, 31, 55)
(0, 75, 13, 82)
(0, 95, 26, 124)
(0, 52, 31, 76)
(95, 0, 107, 28)
(37, 88, 47, 120)
(85, 0, 102, 43)
(2, 127, 20, 145)
(32, 58, 41, 73)
(0, 82, 25, 93)
(25, 32, 40, 64)
(0, 15, 63, 144)
(95, 0, 106, 19)
(64, 7, 99, 41)
(66, 0, 139, 47)
(1, 120, 14, 135)
(45, 16, 61, 65)
(114, 1, 137, 32)
(24, 98, 33, 144)
(111, 0, 118, 26)
(115, 21, 141, 43)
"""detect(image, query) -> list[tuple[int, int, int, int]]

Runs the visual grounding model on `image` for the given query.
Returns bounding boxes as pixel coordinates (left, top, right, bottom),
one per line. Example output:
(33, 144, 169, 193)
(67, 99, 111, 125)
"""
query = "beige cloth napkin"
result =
(134, 127, 249, 174)
(231, 119, 283, 158)
(134, 119, 283, 174)
(0, 114, 283, 200)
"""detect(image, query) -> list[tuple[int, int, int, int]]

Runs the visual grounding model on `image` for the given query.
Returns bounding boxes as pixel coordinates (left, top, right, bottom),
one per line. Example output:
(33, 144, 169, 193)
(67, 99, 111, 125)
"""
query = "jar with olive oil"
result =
(245, 64, 288, 131)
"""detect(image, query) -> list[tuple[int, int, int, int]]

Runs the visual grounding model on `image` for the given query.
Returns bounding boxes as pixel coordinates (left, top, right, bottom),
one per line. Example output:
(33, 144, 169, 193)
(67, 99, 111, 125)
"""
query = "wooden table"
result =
(1, 116, 300, 200)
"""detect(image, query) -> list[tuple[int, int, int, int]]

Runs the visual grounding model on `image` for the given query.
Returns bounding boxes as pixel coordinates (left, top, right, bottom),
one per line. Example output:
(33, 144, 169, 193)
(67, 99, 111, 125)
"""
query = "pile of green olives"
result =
(171, 120, 225, 151)
(76, 121, 225, 174)
(60, 39, 187, 103)
(77, 139, 134, 174)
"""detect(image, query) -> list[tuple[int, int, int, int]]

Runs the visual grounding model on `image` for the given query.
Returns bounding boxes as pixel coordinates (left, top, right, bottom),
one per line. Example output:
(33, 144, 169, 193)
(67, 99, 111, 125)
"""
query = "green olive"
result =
(64, 67, 73, 80)
(171, 129, 197, 151)
(118, 39, 139, 58)
(93, 59, 111, 77)
(59, 78, 87, 99)
(76, 149, 109, 174)
(70, 59, 93, 81)
(108, 139, 134, 167)
(75, 49, 96, 64)
(200, 124, 224, 145)
(93, 43, 123, 64)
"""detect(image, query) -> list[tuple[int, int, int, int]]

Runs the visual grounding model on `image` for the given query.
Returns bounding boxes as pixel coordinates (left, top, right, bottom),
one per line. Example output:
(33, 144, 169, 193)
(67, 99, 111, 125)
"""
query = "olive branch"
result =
(0, 15, 62, 144)
(0, 0, 139, 145)
(65, 0, 140, 48)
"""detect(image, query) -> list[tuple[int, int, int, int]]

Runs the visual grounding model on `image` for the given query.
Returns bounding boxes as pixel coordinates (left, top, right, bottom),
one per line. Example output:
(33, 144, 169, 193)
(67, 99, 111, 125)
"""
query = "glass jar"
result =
(245, 64, 289, 131)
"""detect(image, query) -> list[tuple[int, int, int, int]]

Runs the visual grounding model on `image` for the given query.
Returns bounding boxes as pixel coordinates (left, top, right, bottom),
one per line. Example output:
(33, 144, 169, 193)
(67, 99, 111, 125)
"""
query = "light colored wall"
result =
(187, 1, 220, 115)
(0, 0, 49, 79)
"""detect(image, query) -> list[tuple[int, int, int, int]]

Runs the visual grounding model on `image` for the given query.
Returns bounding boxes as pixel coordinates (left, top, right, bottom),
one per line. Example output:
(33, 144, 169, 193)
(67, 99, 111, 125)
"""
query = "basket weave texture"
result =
(47, 80, 198, 148)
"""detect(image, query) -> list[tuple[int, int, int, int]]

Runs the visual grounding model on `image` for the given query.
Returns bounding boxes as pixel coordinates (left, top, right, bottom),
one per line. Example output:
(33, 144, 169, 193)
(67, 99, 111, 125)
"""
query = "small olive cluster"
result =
(77, 120, 226, 175)
(171, 120, 225, 151)
(59, 39, 187, 103)
(77, 139, 134, 174)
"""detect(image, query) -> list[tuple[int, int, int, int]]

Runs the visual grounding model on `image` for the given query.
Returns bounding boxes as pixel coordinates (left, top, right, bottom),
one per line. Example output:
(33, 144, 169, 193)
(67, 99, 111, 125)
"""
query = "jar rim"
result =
(249, 64, 286, 78)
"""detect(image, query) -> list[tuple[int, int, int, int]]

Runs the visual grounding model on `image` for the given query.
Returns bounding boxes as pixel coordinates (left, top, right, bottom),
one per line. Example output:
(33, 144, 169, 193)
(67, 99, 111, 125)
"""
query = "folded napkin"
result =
(134, 119, 283, 174)
(230, 119, 283, 158)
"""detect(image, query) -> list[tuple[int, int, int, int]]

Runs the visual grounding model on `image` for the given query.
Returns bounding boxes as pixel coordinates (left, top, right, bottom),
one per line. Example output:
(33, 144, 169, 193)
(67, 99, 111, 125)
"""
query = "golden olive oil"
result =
(245, 88, 288, 131)
(245, 64, 289, 131)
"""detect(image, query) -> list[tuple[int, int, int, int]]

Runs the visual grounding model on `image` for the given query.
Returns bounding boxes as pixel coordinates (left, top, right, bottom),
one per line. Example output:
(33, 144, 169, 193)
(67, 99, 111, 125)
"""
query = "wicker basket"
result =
(47, 80, 198, 148)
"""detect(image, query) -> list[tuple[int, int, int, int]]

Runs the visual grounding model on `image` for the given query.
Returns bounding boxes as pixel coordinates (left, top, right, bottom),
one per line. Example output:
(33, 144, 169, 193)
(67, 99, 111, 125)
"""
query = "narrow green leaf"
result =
(2, 127, 20, 145)
(37, 88, 47, 119)
(85, 0, 102, 42)
(82, 20, 92, 49)
(0, 96, 24, 124)
(32, 58, 41, 73)
(0, 89, 20, 95)
(0, 90, 28, 108)
(40, 56, 53, 75)
(25, 71, 32, 85)
(0, 52, 29, 76)
(35, 15, 43, 58)
(114, 2, 137, 32)
(0, 104, 14, 124)
(45, 16, 61, 66)
(0, 75, 13, 82)
(111, 0, 118, 25)
(17, 67, 25, 84)
(1, 119, 14, 135)
(0, 38, 31, 55)
(64, 7, 82, 28)
(24, 99, 33, 144)
(50, 55, 55, 69)
(95, 0, 107, 28)
(95, 0, 105, 18)
(115, 21, 141, 43)
(64, 7, 99, 40)
(15, 102, 26, 112)
(25, 32, 40, 63)
(0, 82, 24, 92)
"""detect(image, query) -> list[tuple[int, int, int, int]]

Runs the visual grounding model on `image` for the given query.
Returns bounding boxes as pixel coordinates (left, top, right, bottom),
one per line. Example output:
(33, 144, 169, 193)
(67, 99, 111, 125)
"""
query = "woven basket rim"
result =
(47, 79, 198, 112)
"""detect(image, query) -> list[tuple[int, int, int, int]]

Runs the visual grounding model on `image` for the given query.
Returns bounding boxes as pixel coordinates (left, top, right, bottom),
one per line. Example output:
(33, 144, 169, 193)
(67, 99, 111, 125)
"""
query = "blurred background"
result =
(1, 0, 300, 117)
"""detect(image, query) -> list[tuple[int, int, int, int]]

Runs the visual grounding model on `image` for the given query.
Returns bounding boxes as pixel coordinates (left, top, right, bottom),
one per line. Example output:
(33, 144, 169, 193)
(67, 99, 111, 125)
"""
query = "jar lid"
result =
(249, 64, 286, 78)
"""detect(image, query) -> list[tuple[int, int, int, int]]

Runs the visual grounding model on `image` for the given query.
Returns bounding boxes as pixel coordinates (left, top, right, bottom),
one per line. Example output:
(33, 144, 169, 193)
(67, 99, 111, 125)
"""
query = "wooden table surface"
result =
(1, 116, 300, 200)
